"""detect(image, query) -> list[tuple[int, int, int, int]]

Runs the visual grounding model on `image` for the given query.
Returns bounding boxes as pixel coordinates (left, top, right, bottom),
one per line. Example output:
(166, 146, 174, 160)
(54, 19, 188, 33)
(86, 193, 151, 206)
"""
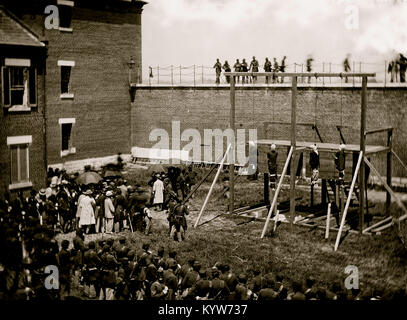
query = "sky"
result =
(141, 0, 407, 81)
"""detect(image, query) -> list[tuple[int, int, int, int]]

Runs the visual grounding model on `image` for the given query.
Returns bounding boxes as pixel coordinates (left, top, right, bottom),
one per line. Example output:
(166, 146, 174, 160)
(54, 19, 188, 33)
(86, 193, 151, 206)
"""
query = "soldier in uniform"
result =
(181, 261, 201, 299)
(280, 56, 286, 83)
(233, 59, 241, 84)
(249, 56, 259, 83)
(234, 274, 252, 300)
(241, 58, 248, 84)
(306, 55, 314, 84)
(219, 264, 238, 295)
(223, 61, 231, 84)
(150, 268, 168, 300)
(169, 199, 189, 242)
(213, 59, 222, 85)
(209, 268, 230, 300)
(57, 240, 72, 299)
(272, 58, 279, 83)
(163, 264, 178, 300)
(343, 54, 351, 83)
(264, 58, 272, 84)
(83, 241, 101, 299)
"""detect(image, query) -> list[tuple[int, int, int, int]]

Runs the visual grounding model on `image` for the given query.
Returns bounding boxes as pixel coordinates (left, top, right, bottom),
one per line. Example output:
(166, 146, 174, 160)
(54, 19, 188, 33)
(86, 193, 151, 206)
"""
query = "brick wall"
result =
(0, 50, 47, 196)
(132, 86, 407, 179)
(20, 6, 143, 168)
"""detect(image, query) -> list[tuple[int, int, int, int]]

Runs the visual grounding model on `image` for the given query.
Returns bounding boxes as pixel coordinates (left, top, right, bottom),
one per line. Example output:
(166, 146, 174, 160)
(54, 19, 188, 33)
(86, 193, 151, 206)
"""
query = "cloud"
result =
(142, 0, 407, 78)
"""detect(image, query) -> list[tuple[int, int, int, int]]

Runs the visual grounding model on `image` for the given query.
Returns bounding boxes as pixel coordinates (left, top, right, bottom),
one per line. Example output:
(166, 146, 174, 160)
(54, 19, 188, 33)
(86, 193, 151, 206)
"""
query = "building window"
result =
(7, 136, 32, 190)
(58, 60, 75, 98)
(59, 118, 76, 157)
(57, 0, 74, 31)
(2, 58, 37, 111)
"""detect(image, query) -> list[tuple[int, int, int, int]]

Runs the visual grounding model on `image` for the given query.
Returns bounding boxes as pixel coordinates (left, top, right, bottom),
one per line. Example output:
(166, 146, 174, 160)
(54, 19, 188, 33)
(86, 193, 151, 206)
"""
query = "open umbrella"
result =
(76, 171, 102, 185)
(104, 170, 122, 179)
(147, 163, 165, 174)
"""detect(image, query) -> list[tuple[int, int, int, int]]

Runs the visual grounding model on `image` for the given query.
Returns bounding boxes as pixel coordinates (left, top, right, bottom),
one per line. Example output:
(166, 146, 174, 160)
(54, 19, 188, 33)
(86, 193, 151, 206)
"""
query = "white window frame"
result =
(59, 118, 76, 157)
(57, 0, 74, 32)
(2, 58, 37, 111)
(58, 60, 75, 99)
(7, 135, 32, 190)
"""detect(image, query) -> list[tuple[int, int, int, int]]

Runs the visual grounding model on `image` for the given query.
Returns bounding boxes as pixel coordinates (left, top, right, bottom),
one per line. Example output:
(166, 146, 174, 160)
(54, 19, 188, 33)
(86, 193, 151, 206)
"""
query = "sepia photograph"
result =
(0, 0, 407, 312)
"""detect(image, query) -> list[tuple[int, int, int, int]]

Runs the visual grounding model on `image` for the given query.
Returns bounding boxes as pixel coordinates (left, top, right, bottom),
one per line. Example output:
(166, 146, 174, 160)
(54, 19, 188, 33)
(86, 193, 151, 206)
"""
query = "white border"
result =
(7, 135, 32, 145)
(5, 58, 31, 67)
(57, 0, 74, 7)
(58, 60, 75, 67)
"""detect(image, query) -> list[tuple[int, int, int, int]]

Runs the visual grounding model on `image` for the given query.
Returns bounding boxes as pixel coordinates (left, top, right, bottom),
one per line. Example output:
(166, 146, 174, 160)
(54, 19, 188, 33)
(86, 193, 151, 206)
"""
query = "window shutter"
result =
(29, 67, 37, 106)
(1, 67, 10, 107)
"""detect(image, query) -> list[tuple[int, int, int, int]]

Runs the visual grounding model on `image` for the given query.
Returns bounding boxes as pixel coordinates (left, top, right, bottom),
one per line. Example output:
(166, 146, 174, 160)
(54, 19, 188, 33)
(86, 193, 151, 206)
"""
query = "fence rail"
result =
(141, 60, 405, 86)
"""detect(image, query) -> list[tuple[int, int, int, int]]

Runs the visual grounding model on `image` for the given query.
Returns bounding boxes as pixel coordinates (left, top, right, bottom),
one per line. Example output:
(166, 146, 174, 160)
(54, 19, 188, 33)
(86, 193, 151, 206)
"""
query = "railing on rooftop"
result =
(141, 60, 405, 86)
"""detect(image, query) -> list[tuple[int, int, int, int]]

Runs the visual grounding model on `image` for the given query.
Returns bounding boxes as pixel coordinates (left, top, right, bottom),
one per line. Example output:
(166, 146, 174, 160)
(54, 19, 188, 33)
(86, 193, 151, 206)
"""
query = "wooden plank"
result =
(334, 151, 363, 251)
(364, 157, 407, 215)
(365, 127, 393, 135)
(362, 216, 393, 234)
(326, 203, 332, 239)
(230, 76, 236, 217)
(255, 139, 388, 154)
(194, 144, 231, 228)
(290, 76, 297, 230)
(359, 76, 367, 233)
(260, 146, 294, 238)
(372, 221, 394, 233)
(392, 149, 407, 173)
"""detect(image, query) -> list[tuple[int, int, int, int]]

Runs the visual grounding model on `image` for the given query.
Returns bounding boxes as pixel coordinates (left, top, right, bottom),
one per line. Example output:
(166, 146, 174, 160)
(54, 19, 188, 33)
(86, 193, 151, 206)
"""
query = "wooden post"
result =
(311, 184, 314, 207)
(230, 76, 236, 215)
(193, 65, 196, 87)
(334, 151, 363, 251)
(329, 63, 332, 84)
(359, 76, 367, 233)
(290, 76, 297, 229)
(322, 62, 325, 85)
(386, 129, 393, 215)
(157, 66, 160, 84)
(325, 203, 331, 239)
(353, 61, 355, 86)
(171, 65, 173, 86)
(180, 65, 182, 84)
(384, 61, 387, 87)
(264, 173, 270, 206)
(194, 144, 231, 228)
(202, 65, 204, 84)
(321, 179, 327, 207)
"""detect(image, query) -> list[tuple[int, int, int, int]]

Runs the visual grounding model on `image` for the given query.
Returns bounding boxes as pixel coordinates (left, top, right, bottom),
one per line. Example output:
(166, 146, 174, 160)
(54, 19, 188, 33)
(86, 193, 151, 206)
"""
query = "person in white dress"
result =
(78, 189, 96, 234)
(104, 190, 115, 234)
(153, 174, 164, 211)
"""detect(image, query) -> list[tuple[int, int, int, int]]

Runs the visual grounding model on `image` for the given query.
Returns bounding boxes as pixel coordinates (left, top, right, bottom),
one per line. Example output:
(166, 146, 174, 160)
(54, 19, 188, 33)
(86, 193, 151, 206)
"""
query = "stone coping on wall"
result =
(131, 83, 407, 90)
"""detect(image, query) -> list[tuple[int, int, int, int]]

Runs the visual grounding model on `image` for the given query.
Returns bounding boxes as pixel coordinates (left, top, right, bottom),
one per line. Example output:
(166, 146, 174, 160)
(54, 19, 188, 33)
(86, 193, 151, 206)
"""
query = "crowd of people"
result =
(388, 53, 407, 83)
(1, 158, 406, 300)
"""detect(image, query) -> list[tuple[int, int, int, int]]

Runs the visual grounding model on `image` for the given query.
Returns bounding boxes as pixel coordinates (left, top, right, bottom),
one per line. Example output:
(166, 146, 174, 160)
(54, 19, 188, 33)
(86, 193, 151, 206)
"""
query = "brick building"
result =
(4, 0, 146, 172)
(0, 6, 47, 195)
